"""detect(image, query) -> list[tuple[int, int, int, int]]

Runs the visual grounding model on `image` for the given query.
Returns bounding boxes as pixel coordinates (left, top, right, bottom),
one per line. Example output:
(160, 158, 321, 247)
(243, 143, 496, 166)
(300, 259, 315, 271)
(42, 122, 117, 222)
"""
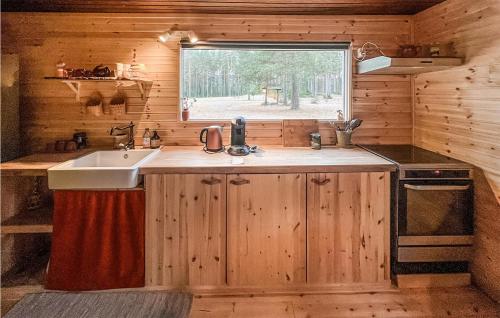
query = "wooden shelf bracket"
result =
(116, 80, 147, 100)
(62, 80, 81, 101)
(137, 81, 146, 100)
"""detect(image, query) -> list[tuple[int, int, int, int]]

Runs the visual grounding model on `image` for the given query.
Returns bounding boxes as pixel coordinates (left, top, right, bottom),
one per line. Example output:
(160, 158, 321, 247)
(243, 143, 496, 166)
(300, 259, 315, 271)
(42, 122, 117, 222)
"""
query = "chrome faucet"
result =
(110, 121, 135, 150)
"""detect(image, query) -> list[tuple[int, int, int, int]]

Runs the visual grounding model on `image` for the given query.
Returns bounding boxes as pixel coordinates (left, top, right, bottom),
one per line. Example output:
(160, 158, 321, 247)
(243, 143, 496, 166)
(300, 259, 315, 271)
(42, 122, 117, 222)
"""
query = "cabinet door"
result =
(145, 174, 226, 287)
(307, 172, 390, 284)
(227, 174, 306, 286)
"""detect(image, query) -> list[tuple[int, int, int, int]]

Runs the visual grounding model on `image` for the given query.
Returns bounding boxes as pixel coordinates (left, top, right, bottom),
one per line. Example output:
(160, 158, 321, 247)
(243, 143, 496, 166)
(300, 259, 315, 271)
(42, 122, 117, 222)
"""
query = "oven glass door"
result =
(398, 180, 473, 236)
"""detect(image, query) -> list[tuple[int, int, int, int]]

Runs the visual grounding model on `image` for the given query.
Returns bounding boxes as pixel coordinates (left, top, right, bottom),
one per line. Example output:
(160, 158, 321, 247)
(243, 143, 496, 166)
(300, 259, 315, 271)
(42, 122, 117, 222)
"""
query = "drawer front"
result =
(398, 246, 473, 262)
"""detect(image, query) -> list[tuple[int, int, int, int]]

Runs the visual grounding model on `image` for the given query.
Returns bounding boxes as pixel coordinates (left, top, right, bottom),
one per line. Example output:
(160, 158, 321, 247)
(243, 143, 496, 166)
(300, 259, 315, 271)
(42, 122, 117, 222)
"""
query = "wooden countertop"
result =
(1, 146, 396, 176)
(140, 146, 396, 174)
(0, 150, 95, 176)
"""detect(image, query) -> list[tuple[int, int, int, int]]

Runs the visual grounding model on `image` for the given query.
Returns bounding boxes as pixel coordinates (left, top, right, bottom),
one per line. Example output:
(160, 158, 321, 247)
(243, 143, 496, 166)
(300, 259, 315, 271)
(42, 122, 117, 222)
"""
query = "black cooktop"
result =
(361, 145, 470, 166)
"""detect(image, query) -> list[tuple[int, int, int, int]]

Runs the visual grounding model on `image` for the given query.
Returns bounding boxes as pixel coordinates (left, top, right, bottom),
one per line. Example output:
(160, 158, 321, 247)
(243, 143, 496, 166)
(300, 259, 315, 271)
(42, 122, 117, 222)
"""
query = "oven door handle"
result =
(404, 184, 470, 191)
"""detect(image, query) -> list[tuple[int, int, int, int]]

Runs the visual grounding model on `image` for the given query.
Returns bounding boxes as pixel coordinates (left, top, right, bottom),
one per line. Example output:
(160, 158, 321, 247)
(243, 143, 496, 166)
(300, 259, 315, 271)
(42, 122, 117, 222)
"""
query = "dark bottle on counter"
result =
(150, 130, 161, 149)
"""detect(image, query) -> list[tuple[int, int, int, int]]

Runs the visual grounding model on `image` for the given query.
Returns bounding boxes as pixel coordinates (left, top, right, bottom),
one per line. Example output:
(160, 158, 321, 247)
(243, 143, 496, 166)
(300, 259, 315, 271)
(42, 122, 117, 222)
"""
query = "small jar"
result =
(182, 109, 190, 121)
(56, 61, 66, 78)
(310, 133, 321, 150)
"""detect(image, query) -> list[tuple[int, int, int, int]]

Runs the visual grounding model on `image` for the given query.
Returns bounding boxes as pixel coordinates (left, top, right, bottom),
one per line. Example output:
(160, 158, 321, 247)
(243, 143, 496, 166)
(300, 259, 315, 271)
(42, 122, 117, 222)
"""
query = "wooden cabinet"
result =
(307, 172, 390, 284)
(145, 174, 226, 287)
(145, 171, 391, 289)
(226, 174, 306, 286)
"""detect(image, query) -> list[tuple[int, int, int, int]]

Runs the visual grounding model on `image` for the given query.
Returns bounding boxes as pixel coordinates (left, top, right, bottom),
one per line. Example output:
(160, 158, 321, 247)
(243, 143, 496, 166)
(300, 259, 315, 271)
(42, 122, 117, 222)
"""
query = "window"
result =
(180, 42, 351, 120)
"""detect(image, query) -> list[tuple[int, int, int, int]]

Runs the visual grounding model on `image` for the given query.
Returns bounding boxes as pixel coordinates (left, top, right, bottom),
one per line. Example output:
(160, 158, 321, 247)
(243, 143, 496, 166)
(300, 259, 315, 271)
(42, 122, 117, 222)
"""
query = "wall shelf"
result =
(356, 56, 463, 75)
(44, 77, 152, 101)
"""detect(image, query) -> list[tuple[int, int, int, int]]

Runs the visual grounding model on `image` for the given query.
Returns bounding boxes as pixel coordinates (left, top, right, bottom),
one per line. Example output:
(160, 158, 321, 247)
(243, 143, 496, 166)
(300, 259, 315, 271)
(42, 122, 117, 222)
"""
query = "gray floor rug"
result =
(5, 291, 193, 318)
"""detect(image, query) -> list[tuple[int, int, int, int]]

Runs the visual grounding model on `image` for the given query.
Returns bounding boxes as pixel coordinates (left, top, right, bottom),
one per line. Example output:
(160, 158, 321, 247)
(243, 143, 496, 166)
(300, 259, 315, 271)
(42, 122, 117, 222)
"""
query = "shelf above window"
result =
(356, 56, 463, 75)
(44, 77, 152, 101)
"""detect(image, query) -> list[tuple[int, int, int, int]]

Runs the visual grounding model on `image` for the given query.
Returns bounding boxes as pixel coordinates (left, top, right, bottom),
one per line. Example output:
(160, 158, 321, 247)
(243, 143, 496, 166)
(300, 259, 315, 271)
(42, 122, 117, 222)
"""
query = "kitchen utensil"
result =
(200, 125, 224, 153)
(347, 118, 363, 132)
(333, 121, 347, 131)
(228, 116, 250, 156)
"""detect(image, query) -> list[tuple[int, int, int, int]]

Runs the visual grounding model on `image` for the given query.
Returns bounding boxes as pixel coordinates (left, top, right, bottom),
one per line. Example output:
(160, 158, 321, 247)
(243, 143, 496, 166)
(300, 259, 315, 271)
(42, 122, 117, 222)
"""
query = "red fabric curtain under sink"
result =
(46, 190, 145, 291)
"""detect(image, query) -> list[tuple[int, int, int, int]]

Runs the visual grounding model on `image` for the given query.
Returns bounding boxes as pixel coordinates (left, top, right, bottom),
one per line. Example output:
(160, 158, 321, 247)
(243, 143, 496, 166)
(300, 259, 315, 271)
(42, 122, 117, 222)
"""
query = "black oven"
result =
(359, 145, 475, 277)
(394, 169, 474, 272)
(398, 179, 473, 238)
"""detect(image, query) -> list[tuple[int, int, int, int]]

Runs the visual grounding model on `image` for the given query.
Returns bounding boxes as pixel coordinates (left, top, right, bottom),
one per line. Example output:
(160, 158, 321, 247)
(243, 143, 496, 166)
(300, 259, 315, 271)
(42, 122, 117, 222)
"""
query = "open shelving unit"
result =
(0, 153, 80, 301)
(44, 77, 152, 101)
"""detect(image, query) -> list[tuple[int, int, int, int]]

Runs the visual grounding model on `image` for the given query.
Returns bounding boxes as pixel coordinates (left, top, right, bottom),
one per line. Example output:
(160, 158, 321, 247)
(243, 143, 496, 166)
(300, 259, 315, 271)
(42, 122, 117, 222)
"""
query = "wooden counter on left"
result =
(0, 150, 95, 177)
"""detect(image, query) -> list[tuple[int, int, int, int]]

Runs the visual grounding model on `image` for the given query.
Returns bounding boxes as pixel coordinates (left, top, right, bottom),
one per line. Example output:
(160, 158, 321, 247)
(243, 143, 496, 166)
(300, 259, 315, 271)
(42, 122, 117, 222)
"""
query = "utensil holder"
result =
(336, 130, 352, 147)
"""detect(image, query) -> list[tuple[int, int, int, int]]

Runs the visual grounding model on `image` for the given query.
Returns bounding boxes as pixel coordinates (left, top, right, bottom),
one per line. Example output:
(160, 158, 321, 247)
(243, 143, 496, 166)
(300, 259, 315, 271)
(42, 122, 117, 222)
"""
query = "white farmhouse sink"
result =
(48, 149, 160, 189)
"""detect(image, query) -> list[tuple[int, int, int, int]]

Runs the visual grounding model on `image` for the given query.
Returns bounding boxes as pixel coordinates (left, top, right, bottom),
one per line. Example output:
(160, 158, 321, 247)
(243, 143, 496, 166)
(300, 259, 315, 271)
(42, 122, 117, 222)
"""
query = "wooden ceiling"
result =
(2, 0, 445, 15)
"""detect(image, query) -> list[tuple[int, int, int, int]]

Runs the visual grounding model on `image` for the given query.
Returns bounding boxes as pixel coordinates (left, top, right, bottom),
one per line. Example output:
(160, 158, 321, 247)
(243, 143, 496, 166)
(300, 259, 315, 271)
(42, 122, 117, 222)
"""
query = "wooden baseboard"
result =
(123, 282, 396, 297)
(397, 273, 471, 288)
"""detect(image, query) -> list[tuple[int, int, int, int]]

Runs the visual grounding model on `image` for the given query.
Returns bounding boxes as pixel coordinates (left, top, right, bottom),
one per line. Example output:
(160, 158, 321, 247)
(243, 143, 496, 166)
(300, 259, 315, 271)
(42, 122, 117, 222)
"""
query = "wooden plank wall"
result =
(413, 0, 500, 302)
(1, 12, 412, 152)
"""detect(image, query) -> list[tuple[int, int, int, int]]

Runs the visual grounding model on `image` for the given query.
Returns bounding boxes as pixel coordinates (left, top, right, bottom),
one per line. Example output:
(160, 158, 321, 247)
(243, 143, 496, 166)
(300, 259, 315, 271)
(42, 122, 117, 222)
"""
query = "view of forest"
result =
(181, 49, 346, 119)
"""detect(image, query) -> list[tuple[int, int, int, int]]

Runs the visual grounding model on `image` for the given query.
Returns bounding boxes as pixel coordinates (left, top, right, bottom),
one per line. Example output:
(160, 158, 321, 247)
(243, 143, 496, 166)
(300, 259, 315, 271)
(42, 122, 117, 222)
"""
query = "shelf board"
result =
(1, 207, 53, 234)
(44, 77, 152, 101)
(356, 56, 463, 75)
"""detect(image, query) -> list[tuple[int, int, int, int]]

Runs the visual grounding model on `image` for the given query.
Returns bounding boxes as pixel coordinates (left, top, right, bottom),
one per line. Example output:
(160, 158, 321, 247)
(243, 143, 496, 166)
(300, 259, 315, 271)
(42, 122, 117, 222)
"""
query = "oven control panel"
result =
(403, 169, 471, 179)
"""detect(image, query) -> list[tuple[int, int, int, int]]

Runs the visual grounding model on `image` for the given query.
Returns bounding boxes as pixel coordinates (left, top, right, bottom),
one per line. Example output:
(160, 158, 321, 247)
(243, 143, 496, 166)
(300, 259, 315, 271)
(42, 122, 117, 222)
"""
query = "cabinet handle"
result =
(230, 178, 250, 186)
(311, 178, 331, 186)
(201, 177, 222, 185)
(404, 184, 470, 191)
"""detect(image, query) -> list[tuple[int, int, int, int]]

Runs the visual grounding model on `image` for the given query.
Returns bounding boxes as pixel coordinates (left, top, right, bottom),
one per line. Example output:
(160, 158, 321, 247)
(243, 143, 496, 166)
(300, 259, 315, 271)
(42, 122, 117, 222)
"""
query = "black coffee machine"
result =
(228, 116, 251, 156)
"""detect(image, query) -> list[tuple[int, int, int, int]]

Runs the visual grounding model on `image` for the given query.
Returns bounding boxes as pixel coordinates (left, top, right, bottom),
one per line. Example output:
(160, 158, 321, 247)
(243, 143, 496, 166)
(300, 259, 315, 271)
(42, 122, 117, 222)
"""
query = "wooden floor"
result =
(2, 286, 499, 317)
(190, 287, 499, 318)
